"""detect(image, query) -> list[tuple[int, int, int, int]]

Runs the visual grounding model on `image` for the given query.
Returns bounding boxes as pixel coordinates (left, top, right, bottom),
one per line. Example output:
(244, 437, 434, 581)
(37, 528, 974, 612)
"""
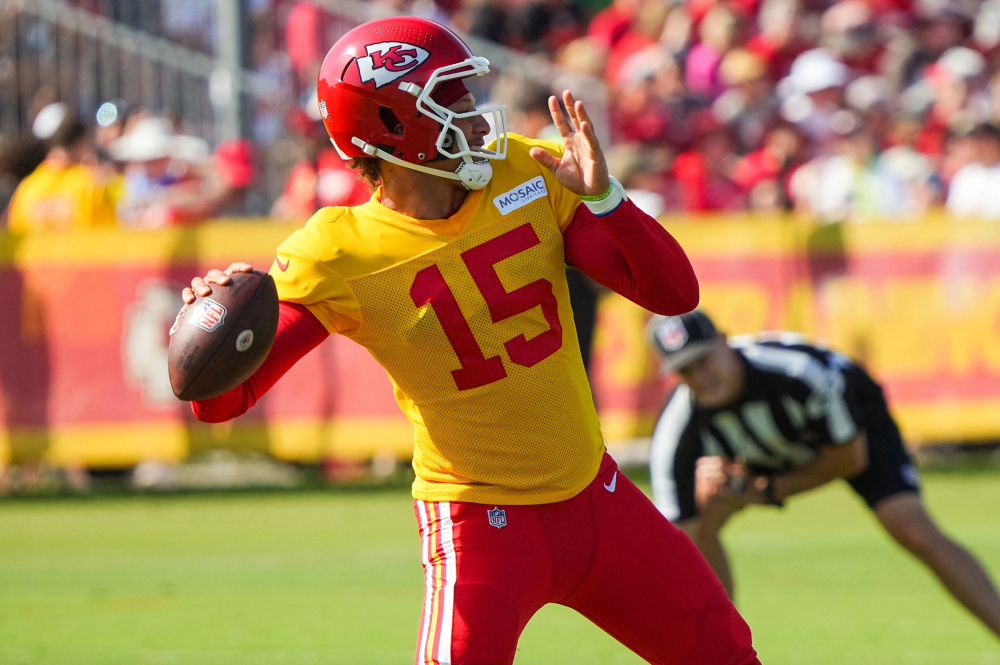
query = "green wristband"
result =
(579, 182, 614, 202)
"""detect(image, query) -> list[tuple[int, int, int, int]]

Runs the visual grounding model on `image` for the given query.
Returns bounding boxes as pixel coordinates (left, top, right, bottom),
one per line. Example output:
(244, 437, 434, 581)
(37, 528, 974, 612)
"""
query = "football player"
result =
(649, 310, 1000, 639)
(181, 18, 759, 664)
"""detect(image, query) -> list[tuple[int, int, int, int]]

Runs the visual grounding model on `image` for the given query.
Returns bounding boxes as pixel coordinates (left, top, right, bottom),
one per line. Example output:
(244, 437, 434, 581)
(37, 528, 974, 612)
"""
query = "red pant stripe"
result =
(416, 500, 456, 665)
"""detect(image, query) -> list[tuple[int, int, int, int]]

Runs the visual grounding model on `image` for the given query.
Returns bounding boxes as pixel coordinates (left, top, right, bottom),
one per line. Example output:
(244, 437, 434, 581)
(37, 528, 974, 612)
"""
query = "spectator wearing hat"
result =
(7, 111, 120, 234)
(779, 48, 851, 146)
(109, 116, 211, 227)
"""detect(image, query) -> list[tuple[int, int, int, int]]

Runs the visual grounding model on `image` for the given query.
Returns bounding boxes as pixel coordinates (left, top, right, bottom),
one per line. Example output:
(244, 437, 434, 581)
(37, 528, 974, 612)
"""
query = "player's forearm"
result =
(191, 301, 329, 422)
(563, 201, 699, 315)
(597, 200, 699, 313)
(768, 435, 868, 502)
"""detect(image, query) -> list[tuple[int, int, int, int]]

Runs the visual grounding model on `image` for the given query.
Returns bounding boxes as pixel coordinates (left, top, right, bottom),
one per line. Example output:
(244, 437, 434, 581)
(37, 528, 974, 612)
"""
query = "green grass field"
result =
(1, 471, 999, 664)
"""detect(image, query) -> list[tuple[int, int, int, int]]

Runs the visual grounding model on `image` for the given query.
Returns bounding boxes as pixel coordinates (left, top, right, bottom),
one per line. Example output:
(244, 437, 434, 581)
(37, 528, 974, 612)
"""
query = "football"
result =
(168, 270, 280, 401)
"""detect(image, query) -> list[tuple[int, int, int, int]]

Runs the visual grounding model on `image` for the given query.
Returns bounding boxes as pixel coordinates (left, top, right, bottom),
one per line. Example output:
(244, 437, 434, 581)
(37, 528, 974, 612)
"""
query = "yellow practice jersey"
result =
(271, 136, 605, 504)
(7, 162, 119, 234)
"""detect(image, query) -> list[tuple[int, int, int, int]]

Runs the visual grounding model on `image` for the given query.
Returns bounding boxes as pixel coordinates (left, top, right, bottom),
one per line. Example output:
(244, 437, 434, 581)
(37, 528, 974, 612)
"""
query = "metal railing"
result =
(0, 0, 273, 142)
(312, 0, 610, 144)
(0, 0, 610, 205)
(1, 0, 608, 138)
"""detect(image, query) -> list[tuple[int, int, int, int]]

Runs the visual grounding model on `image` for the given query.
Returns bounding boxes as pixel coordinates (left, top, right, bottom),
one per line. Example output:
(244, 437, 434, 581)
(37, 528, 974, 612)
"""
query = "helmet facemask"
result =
(350, 56, 507, 191)
(416, 57, 508, 164)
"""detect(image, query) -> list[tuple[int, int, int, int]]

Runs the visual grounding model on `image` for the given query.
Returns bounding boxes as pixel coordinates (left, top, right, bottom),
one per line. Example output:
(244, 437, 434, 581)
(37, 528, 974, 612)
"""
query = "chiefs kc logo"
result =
(356, 41, 430, 88)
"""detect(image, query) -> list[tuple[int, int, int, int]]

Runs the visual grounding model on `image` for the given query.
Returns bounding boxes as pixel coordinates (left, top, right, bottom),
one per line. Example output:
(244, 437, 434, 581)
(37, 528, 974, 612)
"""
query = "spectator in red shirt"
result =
(673, 113, 747, 211)
(733, 122, 805, 210)
(270, 109, 370, 221)
(612, 46, 689, 145)
(588, 0, 640, 50)
(747, 0, 806, 81)
(605, 0, 671, 84)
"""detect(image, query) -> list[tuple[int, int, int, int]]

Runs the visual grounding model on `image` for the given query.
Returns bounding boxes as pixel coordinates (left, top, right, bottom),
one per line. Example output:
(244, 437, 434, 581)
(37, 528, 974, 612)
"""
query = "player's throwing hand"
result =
(528, 91, 611, 198)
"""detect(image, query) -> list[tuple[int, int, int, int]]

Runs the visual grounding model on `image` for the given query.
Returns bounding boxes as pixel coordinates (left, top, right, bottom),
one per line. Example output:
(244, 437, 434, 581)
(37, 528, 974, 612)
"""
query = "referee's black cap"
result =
(648, 310, 719, 372)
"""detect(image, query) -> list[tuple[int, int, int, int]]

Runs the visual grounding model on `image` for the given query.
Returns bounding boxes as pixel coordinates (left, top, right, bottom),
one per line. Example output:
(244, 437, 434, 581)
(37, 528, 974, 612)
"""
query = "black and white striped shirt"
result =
(650, 335, 864, 522)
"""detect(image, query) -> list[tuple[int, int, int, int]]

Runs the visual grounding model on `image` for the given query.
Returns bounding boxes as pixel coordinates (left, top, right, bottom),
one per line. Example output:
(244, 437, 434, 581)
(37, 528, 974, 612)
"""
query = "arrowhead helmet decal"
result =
(356, 42, 430, 88)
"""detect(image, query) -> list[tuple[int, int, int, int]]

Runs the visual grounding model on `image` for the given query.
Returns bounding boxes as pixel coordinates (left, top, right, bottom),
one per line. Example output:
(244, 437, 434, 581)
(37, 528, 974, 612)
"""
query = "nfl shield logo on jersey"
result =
(487, 507, 507, 529)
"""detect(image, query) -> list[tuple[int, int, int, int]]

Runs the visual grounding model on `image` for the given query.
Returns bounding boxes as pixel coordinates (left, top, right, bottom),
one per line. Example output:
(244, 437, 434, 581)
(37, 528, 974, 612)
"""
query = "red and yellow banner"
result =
(592, 214, 1000, 446)
(0, 215, 997, 467)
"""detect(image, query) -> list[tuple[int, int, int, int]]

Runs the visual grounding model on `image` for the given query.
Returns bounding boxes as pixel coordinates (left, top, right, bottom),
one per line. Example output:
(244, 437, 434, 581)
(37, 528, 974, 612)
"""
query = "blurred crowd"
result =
(5, 0, 1000, 231)
(0, 100, 273, 233)
(450, 0, 1000, 221)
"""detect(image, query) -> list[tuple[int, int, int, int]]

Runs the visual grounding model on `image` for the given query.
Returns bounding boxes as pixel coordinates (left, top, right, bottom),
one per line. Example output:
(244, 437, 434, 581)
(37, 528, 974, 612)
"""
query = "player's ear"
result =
(716, 332, 728, 346)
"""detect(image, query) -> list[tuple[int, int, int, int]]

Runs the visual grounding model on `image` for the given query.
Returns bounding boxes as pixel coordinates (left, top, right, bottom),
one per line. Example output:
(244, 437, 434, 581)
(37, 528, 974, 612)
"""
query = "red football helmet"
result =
(317, 17, 507, 190)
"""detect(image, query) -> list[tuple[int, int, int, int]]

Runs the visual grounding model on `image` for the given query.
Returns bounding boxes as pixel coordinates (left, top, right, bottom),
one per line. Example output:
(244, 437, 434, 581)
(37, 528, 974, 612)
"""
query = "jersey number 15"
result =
(410, 223, 563, 390)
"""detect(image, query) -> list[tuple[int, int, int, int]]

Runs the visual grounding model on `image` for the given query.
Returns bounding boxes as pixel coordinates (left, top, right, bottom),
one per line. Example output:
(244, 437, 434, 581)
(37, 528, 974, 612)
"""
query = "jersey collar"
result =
(363, 186, 484, 238)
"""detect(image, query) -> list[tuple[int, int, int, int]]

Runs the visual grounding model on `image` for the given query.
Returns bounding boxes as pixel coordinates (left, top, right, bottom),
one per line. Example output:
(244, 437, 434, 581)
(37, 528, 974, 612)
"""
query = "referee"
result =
(648, 310, 1000, 638)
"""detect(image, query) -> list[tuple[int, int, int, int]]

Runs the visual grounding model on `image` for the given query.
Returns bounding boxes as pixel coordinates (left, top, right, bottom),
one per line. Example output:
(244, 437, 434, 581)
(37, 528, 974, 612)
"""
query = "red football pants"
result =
(413, 453, 758, 664)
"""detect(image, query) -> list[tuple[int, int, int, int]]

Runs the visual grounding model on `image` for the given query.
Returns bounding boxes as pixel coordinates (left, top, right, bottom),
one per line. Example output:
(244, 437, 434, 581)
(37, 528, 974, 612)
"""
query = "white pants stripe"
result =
(416, 500, 456, 665)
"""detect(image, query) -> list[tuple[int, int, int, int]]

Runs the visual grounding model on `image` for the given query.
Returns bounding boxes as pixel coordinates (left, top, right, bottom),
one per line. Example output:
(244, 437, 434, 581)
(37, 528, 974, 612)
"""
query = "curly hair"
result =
(349, 156, 382, 190)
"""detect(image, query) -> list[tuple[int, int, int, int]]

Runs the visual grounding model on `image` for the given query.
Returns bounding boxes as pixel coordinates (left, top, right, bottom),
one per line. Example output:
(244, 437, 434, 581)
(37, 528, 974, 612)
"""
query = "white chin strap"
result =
(350, 137, 493, 190)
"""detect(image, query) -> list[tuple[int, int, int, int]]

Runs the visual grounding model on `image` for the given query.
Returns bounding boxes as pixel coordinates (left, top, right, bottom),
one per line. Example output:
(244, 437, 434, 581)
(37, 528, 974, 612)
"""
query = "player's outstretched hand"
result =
(528, 90, 610, 198)
(181, 263, 254, 305)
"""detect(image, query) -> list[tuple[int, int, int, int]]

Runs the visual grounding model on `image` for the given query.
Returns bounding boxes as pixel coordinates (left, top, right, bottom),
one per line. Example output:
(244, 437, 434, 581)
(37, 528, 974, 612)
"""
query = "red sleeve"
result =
(563, 200, 699, 314)
(191, 301, 330, 423)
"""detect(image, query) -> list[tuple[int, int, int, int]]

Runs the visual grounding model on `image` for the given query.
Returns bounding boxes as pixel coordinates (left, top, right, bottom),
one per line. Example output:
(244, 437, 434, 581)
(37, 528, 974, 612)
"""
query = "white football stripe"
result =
(416, 500, 433, 663)
(437, 502, 455, 665)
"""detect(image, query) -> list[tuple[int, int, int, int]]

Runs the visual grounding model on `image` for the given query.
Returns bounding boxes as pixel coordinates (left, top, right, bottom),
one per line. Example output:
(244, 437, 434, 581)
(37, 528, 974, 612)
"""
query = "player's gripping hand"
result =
(181, 263, 255, 305)
(528, 90, 610, 198)
(172, 263, 256, 338)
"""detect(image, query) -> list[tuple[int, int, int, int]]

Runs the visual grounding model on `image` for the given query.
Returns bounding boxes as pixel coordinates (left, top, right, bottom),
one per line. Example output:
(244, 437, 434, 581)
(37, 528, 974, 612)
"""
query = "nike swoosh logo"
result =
(604, 471, 617, 493)
(276, 257, 289, 271)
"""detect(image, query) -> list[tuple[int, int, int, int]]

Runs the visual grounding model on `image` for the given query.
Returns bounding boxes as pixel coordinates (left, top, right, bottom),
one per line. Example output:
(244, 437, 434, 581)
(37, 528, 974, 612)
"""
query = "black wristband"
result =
(762, 474, 785, 507)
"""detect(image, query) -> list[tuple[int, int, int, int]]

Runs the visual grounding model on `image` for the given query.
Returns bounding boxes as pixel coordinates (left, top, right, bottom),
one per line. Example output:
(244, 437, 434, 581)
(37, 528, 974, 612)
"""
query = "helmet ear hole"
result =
(378, 106, 404, 136)
(441, 130, 455, 149)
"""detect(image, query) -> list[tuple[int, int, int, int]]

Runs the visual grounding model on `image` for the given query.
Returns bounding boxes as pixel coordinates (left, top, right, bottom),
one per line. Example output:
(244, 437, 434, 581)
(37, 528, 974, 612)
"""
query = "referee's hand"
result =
(695, 457, 748, 522)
